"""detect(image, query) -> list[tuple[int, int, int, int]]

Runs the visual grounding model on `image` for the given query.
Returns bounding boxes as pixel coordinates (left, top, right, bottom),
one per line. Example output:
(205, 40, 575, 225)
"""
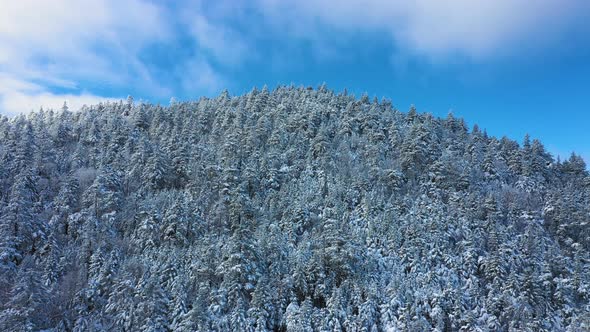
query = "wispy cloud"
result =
(1, 0, 588, 115)
(255, 0, 589, 60)
(181, 7, 252, 67)
(178, 59, 226, 98)
(0, 0, 227, 115)
(0, 74, 119, 115)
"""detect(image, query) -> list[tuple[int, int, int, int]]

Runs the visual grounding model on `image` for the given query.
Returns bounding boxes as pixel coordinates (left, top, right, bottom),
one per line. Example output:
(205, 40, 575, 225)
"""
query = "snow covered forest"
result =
(0, 86, 589, 331)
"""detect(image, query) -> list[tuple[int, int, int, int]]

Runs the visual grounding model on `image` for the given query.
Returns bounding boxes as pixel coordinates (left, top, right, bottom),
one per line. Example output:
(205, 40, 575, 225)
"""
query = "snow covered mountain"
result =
(0, 86, 589, 331)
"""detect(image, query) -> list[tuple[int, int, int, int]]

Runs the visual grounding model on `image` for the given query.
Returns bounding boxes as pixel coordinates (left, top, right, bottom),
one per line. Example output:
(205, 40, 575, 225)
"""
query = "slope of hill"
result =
(0, 86, 589, 331)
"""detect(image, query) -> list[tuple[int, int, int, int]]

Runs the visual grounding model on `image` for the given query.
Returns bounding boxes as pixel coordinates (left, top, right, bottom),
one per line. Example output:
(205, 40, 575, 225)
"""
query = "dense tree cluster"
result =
(0, 86, 589, 331)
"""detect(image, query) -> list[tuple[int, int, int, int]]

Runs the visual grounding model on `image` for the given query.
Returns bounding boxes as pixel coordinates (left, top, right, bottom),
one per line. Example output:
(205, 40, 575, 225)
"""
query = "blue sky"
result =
(0, 0, 589, 162)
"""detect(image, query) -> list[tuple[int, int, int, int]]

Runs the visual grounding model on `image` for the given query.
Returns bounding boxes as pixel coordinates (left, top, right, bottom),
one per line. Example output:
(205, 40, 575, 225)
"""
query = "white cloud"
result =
(1, 0, 587, 116)
(182, 8, 252, 67)
(179, 59, 226, 96)
(0, 2, 241, 115)
(0, 0, 169, 79)
(1, 90, 118, 116)
(0, 0, 218, 115)
(0, 74, 117, 115)
(255, 0, 589, 60)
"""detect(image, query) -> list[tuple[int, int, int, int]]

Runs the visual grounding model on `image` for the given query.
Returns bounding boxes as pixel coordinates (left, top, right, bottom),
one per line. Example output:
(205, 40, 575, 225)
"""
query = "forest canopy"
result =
(0, 86, 589, 331)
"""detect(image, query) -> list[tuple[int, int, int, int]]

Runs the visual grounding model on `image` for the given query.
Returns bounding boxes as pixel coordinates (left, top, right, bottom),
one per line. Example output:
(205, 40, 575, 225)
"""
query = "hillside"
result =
(0, 86, 589, 331)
